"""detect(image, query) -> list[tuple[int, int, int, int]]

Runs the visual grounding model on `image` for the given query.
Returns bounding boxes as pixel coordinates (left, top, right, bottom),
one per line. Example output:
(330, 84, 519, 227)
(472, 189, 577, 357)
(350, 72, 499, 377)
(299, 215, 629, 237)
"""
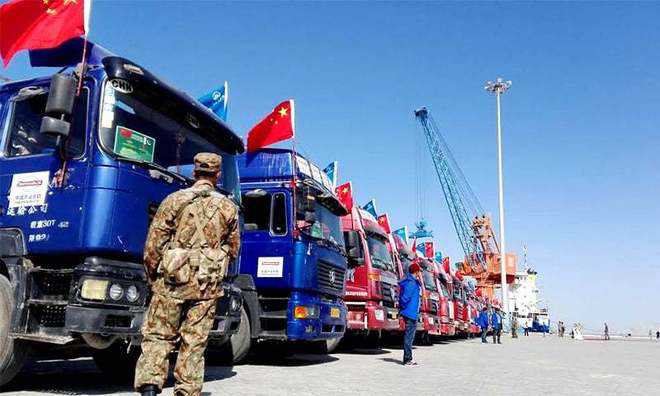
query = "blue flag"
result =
(393, 226, 409, 244)
(323, 161, 338, 188)
(362, 199, 377, 218)
(198, 81, 229, 121)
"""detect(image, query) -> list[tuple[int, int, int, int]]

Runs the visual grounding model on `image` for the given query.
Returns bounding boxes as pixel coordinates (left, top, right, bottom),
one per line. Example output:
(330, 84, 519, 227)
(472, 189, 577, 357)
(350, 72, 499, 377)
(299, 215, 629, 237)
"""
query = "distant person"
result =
(491, 308, 502, 344)
(524, 325, 530, 336)
(476, 307, 490, 343)
(604, 322, 610, 340)
(399, 261, 422, 366)
(656, 330, 659, 340)
(511, 316, 519, 338)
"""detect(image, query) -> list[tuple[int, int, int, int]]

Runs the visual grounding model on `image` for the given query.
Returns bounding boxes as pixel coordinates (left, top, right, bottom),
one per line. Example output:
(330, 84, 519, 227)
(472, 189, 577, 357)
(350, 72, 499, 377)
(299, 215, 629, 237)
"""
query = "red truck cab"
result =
(342, 207, 400, 342)
(418, 259, 442, 340)
(433, 262, 453, 336)
(451, 274, 469, 335)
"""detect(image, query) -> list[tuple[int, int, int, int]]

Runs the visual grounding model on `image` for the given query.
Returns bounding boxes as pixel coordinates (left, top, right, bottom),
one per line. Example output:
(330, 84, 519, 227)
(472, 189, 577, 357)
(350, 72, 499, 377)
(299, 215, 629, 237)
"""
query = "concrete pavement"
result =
(2, 334, 659, 395)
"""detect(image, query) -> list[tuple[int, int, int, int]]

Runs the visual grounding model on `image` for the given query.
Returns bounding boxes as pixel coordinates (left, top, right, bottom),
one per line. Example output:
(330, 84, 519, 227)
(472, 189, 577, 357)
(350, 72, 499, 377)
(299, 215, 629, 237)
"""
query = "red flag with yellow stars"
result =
(335, 182, 354, 212)
(377, 214, 392, 234)
(0, 0, 89, 67)
(247, 99, 295, 152)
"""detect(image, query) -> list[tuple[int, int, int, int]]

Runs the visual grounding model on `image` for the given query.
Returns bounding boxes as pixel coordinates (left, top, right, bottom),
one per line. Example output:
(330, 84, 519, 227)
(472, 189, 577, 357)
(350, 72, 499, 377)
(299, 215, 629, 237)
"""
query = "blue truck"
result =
(0, 39, 244, 386)
(228, 149, 350, 359)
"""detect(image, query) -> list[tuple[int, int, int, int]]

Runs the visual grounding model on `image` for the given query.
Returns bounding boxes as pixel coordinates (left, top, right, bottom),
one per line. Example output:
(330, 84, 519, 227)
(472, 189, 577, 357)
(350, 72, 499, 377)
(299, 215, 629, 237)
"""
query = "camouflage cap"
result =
(194, 152, 222, 174)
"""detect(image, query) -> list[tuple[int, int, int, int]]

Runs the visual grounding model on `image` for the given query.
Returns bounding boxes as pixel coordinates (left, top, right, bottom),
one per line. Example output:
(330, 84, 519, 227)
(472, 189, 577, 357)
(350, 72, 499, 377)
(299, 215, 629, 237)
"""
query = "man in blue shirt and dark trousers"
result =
(476, 307, 490, 343)
(399, 261, 422, 366)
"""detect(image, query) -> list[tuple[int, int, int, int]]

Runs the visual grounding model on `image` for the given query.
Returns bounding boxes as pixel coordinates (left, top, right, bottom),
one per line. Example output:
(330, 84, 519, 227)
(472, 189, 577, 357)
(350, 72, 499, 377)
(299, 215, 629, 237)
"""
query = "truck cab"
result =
(234, 149, 348, 357)
(432, 261, 453, 336)
(451, 275, 468, 335)
(0, 40, 243, 386)
(342, 207, 400, 343)
(418, 258, 442, 341)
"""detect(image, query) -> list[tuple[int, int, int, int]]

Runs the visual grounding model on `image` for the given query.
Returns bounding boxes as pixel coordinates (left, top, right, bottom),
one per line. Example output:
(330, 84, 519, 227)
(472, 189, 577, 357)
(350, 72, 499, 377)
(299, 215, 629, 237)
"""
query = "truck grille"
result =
(317, 261, 345, 296)
(382, 282, 398, 308)
(32, 271, 72, 299)
(34, 305, 66, 327)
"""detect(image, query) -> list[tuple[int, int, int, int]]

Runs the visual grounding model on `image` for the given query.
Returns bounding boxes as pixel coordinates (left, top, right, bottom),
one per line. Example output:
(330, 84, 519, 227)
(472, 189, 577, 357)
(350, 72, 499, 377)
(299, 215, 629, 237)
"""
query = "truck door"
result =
(0, 83, 90, 253)
(240, 189, 291, 288)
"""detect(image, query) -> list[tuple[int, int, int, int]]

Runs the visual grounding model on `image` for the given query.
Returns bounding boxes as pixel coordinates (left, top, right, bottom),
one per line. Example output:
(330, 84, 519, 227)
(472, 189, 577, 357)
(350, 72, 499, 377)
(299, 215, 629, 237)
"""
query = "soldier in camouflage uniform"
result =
(134, 153, 240, 396)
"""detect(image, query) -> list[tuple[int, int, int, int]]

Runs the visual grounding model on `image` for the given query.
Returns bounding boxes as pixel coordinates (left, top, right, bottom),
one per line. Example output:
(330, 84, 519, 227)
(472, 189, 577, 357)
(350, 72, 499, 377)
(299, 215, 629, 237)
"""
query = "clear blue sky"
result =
(4, 2, 660, 332)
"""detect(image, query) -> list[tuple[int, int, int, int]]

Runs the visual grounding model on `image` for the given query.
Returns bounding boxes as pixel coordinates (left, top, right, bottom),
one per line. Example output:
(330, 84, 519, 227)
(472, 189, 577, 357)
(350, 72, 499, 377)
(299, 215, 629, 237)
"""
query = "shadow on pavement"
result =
(335, 348, 391, 356)
(3, 357, 237, 394)
(247, 353, 339, 367)
(3, 358, 133, 394)
(379, 357, 403, 365)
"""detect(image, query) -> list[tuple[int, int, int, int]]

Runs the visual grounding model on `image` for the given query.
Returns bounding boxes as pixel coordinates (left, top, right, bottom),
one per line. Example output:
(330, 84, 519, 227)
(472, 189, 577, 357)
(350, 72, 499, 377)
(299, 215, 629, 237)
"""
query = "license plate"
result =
(330, 307, 340, 318)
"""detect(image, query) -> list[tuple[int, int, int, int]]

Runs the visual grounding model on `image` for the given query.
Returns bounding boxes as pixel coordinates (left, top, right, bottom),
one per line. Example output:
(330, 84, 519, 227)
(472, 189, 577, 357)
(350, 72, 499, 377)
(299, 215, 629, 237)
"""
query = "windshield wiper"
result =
(119, 157, 189, 183)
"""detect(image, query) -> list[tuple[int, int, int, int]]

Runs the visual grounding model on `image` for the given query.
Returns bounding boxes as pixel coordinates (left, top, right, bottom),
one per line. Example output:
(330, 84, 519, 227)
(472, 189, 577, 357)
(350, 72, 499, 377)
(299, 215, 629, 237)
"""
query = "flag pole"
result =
(290, 100, 299, 234)
(76, 35, 88, 96)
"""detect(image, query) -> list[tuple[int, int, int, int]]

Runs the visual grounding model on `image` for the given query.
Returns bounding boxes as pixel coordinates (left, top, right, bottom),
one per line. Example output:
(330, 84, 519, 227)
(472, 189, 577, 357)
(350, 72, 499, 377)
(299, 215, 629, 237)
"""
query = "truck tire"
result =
(307, 336, 342, 354)
(92, 341, 140, 382)
(229, 305, 251, 364)
(0, 275, 29, 388)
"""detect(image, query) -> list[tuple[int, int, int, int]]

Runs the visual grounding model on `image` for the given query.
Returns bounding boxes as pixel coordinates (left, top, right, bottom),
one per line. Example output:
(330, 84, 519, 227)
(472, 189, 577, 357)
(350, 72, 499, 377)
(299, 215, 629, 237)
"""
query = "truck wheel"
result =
(0, 275, 29, 388)
(92, 342, 140, 382)
(325, 336, 342, 353)
(307, 336, 342, 354)
(230, 305, 251, 363)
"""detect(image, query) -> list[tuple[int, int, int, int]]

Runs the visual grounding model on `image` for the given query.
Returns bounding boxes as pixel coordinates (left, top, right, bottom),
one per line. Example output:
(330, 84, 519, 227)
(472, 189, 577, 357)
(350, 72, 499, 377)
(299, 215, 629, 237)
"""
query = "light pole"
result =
(485, 77, 512, 316)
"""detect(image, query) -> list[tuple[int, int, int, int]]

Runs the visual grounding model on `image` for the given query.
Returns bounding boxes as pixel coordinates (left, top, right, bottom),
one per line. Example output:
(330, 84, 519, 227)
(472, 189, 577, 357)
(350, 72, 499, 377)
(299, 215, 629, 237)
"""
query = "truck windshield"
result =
(422, 270, 438, 291)
(366, 234, 395, 272)
(298, 200, 345, 251)
(439, 282, 449, 298)
(98, 80, 239, 198)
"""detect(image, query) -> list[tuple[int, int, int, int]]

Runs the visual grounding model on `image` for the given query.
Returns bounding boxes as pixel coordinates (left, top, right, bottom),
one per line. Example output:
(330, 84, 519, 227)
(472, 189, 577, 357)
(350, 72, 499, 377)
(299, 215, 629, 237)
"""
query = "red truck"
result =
(450, 272, 470, 336)
(417, 258, 442, 343)
(342, 207, 400, 344)
(432, 260, 454, 336)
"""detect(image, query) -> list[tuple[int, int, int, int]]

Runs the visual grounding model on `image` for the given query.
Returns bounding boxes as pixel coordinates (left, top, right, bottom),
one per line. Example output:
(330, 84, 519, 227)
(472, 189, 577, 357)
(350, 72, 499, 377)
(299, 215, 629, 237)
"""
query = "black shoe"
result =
(139, 385, 161, 396)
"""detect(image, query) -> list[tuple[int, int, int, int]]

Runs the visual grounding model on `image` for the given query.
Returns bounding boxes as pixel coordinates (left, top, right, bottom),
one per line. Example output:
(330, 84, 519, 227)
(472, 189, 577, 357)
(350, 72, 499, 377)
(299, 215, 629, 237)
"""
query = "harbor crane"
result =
(413, 107, 511, 300)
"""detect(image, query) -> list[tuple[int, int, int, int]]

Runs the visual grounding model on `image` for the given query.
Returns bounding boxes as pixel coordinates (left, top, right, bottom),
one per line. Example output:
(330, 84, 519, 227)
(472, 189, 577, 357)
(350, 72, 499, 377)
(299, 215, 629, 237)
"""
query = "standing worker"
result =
(134, 153, 240, 396)
(399, 261, 422, 366)
(491, 307, 502, 344)
(511, 315, 518, 338)
(604, 322, 610, 340)
(476, 307, 490, 344)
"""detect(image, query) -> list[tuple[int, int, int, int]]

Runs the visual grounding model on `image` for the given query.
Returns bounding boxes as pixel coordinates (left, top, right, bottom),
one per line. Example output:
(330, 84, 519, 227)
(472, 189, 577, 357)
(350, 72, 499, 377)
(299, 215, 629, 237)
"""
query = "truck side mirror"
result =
(40, 73, 77, 141)
(344, 230, 364, 267)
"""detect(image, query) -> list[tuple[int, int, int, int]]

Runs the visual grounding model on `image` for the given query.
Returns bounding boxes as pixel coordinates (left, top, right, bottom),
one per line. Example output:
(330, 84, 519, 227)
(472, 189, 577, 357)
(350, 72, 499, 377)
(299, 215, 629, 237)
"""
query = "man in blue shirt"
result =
(399, 261, 422, 366)
(491, 308, 502, 344)
(476, 307, 490, 343)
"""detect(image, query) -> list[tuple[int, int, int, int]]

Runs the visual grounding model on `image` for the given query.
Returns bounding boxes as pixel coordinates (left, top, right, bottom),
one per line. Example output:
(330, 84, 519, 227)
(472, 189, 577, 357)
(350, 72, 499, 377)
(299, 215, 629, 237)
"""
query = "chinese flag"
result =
(420, 241, 434, 259)
(442, 257, 450, 274)
(0, 0, 89, 67)
(335, 182, 353, 212)
(246, 99, 295, 152)
(377, 214, 391, 234)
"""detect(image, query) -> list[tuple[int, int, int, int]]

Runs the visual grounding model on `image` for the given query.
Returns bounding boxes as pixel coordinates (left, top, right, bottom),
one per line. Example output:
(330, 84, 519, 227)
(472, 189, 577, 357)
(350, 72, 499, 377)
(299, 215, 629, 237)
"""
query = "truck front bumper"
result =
(286, 291, 346, 341)
(346, 301, 395, 331)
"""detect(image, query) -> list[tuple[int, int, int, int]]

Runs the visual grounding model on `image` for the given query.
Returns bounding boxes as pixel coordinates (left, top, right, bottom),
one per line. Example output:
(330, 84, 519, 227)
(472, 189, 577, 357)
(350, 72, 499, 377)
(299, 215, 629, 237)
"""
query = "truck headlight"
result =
(108, 283, 124, 301)
(81, 279, 108, 301)
(294, 305, 319, 319)
(126, 285, 139, 303)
